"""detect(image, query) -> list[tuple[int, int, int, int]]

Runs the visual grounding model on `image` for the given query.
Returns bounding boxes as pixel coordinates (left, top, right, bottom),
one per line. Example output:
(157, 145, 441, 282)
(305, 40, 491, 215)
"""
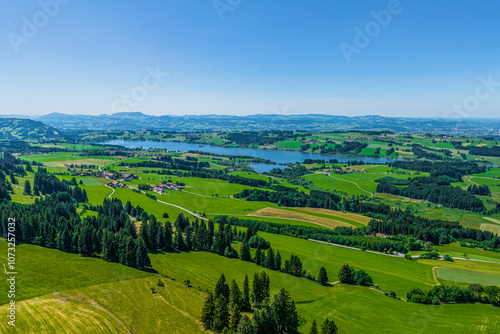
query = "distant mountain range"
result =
(1, 112, 499, 136)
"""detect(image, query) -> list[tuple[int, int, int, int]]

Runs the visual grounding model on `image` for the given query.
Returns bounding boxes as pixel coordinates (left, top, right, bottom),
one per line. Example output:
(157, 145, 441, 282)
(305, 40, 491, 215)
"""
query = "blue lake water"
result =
(103, 140, 396, 173)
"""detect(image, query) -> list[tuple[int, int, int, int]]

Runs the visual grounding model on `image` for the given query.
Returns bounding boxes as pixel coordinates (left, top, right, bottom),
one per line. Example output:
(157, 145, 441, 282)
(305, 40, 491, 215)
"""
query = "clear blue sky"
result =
(1, 0, 499, 117)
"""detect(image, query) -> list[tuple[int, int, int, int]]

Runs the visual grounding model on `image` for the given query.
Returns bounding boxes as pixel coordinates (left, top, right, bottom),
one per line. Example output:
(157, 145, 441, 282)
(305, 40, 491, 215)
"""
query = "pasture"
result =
(436, 268, 500, 286)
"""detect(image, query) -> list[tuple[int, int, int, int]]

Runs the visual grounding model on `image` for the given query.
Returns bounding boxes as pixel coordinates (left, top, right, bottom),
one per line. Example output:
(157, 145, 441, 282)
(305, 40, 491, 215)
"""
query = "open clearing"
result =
(247, 207, 355, 228)
(436, 268, 500, 286)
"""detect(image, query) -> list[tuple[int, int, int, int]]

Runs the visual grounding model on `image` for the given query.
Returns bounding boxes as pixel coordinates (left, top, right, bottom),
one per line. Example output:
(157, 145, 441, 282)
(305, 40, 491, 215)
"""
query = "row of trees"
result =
(367, 209, 498, 248)
(234, 188, 390, 217)
(0, 194, 150, 270)
(376, 176, 485, 211)
(407, 284, 500, 307)
(390, 160, 485, 181)
(217, 216, 408, 254)
(467, 184, 491, 196)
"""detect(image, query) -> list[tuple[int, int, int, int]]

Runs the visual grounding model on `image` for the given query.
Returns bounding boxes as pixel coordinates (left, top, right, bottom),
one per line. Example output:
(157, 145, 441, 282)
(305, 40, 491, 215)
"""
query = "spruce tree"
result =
(229, 279, 242, 312)
(264, 247, 275, 269)
(148, 218, 159, 252)
(230, 303, 242, 333)
(213, 296, 230, 333)
(125, 236, 137, 267)
(310, 320, 318, 334)
(174, 224, 187, 250)
(164, 222, 173, 250)
(139, 220, 150, 250)
(338, 264, 355, 284)
(236, 316, 255, 334)
(275, 251, 282, 271)
(271, 288, 300, 334)
(252, 272, 261, 308)
(254, 246, 263, 266)
(242, 274, 251, 311)
(24, 180, 31, 195)
(215, 274, 230, 302)
(240, 239, 251, 261)
(321, 319, 338, 334)
(318, 267, 329, 285)
(136, 237, 150, 270)
(201, 292, 215, 330)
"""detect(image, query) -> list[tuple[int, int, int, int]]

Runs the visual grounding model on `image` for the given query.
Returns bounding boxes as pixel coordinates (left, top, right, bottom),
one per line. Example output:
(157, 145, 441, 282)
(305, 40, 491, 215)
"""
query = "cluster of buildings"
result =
(153, 182, 185, 193)
(108, 181, 127, 188)
(11, 152, 43, 156)
(131, 152, 163, 159)
(331, 168, 368, 174)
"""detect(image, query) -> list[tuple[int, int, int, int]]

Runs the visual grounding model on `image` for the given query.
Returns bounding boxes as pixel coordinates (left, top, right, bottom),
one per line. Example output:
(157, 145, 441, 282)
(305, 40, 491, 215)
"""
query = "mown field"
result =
(436, 268, 500, 286)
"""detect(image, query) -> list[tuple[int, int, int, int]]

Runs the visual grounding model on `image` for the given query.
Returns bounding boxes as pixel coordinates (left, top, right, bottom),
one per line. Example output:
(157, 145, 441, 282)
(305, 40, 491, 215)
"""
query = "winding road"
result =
(98, 159, 208, 220)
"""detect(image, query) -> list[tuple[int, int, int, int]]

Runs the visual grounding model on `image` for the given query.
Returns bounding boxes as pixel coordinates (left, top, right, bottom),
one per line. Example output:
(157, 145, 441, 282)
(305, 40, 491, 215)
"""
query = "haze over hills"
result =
(0, 112, 499, 136)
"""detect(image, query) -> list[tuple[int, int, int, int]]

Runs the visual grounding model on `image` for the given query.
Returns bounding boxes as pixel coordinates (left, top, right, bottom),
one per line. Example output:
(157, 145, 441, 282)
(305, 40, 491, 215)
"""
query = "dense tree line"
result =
(190, 169, 269, 188)
(234, 188, 390, 217)
(216, 216, 408, 254)
(0, 195, 150, 270)
(0, 169, 12, 201)
(34, 168, 88, 202)
(390, 161, 485, 181)
(318, 141, 368, 155)
(224, 130, 296, 146)
(468, 146, 500, 157)
(0, 153, 29, 177)
(367, 209, 498, 248)
(467, 184, 491, 196)
(407, 284, 500, 307)
(411, 147, 445, 160)
(376, 176, 484, 211)
(121, 158, 209, 171)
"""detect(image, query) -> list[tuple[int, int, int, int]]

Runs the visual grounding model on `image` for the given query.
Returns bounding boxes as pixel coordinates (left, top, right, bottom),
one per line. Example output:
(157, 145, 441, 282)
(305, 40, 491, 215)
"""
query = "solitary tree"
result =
(318, 267, 329, 285)
(24, 180, 31, 195)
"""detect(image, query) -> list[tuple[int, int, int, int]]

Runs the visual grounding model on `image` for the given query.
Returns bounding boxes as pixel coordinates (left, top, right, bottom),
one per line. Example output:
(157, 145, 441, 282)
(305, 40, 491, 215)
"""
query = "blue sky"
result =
(0, 0, 499, 117)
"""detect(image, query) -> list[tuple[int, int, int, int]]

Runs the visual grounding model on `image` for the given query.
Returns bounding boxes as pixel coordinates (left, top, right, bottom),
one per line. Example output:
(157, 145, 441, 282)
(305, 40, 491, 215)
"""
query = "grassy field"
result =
(436, 268, 500, 286)
(0, 275, 205, 334)
(409, 242, 500, 263)
(150, 245, 500, 333)
(290, 207, 372, 225)
(1, 231, 500, 333)
(0, 243, 149, 304)
(247, 207, 356, 228)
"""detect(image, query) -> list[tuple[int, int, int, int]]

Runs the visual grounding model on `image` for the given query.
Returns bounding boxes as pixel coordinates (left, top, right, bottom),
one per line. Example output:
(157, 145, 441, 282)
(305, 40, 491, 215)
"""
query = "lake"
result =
(103, 140, 396, 173)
